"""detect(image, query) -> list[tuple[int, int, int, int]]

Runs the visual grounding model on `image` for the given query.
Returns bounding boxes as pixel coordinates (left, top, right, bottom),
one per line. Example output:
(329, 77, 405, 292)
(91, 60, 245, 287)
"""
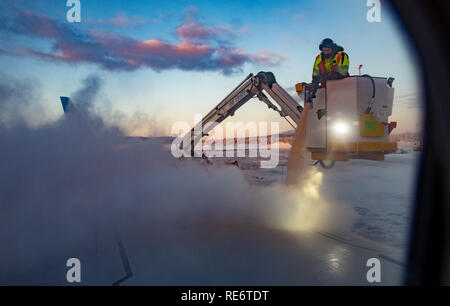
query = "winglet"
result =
(60, 96, 71, 114)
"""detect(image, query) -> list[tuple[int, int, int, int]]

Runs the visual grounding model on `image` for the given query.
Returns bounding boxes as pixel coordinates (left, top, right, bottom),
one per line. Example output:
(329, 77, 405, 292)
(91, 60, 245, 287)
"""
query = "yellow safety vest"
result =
(313, 51, 349, 77)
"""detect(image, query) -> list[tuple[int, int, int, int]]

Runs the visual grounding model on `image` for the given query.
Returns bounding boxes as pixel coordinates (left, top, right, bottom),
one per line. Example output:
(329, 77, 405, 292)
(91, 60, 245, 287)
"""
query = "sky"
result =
(0, 0, 423, 135)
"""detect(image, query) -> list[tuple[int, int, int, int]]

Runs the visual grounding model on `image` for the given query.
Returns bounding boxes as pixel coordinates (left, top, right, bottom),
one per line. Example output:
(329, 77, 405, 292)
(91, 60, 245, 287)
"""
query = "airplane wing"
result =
(0, 225, 404, 285)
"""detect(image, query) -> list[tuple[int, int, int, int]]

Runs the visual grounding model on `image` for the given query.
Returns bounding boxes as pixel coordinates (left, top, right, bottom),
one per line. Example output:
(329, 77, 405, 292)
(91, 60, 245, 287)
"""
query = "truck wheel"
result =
(319, 160, 336, 169)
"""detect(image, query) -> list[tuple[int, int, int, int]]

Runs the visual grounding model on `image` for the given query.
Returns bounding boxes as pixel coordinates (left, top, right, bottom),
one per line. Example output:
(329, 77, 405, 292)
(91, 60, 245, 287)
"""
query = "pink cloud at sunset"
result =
(0, 7, 285, 74)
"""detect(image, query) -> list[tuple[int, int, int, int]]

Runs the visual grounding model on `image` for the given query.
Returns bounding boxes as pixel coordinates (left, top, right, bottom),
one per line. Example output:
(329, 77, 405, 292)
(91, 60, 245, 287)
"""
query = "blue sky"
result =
(0, 0, 422, 135)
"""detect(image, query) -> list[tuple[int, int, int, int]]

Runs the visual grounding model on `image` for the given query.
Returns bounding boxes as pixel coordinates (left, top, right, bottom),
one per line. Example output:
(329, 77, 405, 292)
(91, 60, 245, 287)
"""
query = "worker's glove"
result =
(309, 75, 326, 100)
(308, 79, 319, 100)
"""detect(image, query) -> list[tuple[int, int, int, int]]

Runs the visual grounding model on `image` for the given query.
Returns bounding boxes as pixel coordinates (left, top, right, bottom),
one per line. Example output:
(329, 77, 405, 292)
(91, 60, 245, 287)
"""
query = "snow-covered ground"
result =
(316, 152, 420, 249)
(209, 149, 421, 250)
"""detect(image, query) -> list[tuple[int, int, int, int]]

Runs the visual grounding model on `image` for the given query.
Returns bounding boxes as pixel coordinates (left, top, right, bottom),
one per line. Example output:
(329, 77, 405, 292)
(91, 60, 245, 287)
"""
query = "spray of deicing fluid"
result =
(0, 77, 358, 279)
(286, 102, 311, 185)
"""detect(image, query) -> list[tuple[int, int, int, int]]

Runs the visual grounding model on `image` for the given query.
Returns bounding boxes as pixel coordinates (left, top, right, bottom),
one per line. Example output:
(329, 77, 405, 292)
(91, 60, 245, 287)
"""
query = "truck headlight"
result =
(333, 121, 350, 135)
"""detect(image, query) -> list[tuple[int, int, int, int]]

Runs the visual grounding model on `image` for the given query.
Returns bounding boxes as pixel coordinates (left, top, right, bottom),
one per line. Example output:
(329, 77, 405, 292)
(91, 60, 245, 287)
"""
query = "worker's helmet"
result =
(319, 38, 334, 51)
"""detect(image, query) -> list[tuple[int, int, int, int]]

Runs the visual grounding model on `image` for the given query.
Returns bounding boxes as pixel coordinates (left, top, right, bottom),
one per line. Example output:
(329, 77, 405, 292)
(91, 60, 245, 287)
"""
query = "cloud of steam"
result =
(0, 6, 285, 75)
(124, 111, 167, 137)
(0, 74, 44, 128)
(71, 75, 102, 113)
(0, 76, 357, 282)
(68, 74, 166, 137)
(252, 170, 357, 232)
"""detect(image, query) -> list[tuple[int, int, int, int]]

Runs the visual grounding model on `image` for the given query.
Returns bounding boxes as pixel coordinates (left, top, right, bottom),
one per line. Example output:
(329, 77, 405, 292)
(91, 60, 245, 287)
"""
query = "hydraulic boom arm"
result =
(178, 71, 303, 156)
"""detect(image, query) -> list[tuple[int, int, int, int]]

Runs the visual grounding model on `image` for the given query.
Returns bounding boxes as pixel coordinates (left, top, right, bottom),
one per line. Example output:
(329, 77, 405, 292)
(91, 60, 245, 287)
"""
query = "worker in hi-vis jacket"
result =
(310, 38, 350, 97)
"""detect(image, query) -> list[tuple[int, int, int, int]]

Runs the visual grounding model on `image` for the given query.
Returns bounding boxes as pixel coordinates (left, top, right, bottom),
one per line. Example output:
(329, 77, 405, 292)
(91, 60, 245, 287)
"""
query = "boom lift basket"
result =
(298, 76, 397, 163)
